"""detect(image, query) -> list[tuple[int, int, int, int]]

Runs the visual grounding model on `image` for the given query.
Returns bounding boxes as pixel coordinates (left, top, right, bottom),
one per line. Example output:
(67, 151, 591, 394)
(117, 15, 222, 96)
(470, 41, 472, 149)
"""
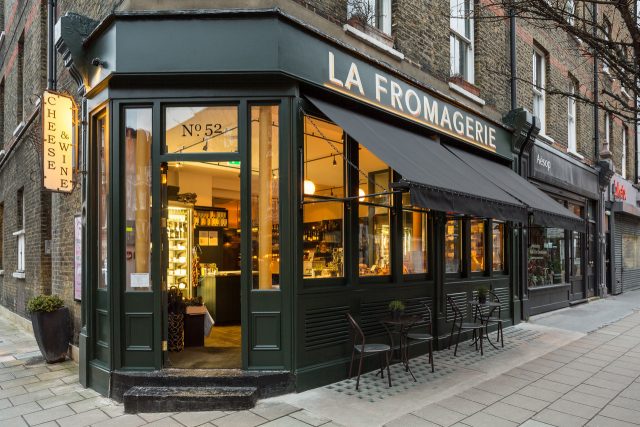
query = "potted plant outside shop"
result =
(388, 300, 405, 321)
(26, 295, 71, 363)
(477, 286, 489, 304)
(168, 287, 186, 351)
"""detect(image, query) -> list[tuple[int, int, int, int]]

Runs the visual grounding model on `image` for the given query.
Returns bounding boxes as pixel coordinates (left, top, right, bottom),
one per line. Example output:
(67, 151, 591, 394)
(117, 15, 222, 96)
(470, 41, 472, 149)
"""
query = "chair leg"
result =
(349, 348, 355, 379)
(379, 353, 385, 378)
(448, 320, 456, 349)
(454, 324, 462, 356)
(356, 353, 364, 391)
(429, 340, 434, 373)
(500, 323, 504, 348)
(386, 350, 392, 387)
(479, 328, 484, 356)
(473, 329, 478, 351)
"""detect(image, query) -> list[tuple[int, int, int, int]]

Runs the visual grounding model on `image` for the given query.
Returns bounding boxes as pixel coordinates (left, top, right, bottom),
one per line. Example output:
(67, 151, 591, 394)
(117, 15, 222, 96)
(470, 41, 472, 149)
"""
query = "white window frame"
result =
(622, 126, 627, 179)
(604, 113, 611, 152)
(566, 0, 575, 25)
(602, 19, 611, 74)
(567, 82, 577, 154)
(533, 48, 546, 135)
(14, 190, 25, 275)
(450, 0, 474, 83)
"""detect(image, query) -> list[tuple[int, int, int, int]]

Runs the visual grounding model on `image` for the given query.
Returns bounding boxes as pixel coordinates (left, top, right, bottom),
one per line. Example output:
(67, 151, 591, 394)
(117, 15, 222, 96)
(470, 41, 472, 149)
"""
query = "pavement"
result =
(0, 291, 638, 427)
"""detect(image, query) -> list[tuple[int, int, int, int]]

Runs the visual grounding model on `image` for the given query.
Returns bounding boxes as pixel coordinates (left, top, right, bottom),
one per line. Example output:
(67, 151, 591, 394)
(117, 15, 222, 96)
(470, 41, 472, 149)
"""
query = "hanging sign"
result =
(42, 90, 76, 193)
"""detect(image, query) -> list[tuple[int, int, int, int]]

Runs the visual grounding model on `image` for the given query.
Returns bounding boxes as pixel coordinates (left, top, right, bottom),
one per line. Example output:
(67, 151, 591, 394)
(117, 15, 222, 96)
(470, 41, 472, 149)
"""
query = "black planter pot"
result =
(31, 307, 71, 363)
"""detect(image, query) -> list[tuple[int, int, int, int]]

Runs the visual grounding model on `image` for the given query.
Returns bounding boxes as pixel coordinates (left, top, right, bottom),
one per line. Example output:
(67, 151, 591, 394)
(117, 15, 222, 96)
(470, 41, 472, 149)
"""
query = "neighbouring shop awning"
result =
(306, 96, 528, 222)
(446, 146, 584, 231)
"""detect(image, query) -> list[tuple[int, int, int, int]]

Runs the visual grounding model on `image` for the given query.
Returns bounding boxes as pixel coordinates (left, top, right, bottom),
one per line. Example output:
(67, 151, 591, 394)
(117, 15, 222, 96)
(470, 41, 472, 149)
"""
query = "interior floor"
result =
(166, 325, 242, 369)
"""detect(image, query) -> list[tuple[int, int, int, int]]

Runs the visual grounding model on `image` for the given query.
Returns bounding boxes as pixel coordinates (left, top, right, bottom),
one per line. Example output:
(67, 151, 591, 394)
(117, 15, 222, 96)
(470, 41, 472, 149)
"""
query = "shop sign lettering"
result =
(326, 52, 497, 152)
(536, 153, 552, 172)
(42, 90, 76, 192)
(613, 180, 627, 201)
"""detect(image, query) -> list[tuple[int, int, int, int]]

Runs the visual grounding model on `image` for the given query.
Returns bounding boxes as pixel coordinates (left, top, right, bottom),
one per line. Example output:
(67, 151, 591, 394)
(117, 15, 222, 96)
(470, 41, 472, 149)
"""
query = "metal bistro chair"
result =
(346, 313, 392, 391)
(406, 303, 435, 373)
(447, 296, 486, 356)
(485, 291, 505, 348)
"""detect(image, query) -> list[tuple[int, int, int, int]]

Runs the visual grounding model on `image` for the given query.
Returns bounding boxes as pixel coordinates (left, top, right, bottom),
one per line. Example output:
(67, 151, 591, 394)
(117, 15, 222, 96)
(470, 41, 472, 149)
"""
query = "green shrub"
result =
(26, 295, 65, 313)
(388, 300, 405, 312)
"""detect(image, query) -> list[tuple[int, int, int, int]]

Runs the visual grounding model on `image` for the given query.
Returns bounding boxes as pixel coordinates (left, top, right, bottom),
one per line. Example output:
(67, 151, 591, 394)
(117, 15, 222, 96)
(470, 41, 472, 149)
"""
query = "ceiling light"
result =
(304, 180, 316, 195)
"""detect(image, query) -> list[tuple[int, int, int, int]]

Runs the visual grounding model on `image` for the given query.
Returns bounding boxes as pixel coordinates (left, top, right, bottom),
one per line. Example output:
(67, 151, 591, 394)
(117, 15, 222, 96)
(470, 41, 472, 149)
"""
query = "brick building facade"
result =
(0, 0, 637, 354)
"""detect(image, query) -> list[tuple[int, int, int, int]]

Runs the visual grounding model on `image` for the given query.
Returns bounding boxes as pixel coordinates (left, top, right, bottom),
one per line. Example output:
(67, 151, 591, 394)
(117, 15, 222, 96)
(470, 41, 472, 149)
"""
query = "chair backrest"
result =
(446, 295, 462, 323)
(489, 290, 500, 303)
(417, 303, 432, 333)
(346, 313, 365, 347)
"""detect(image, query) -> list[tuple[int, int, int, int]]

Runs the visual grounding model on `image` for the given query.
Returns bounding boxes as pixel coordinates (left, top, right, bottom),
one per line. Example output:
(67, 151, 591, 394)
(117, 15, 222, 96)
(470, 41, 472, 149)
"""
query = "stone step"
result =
(123, 385, 258, 413)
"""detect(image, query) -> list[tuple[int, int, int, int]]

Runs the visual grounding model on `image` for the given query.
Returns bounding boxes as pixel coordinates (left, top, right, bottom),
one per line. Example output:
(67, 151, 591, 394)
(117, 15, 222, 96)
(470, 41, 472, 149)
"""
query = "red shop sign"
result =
(613, 181, 627, 201)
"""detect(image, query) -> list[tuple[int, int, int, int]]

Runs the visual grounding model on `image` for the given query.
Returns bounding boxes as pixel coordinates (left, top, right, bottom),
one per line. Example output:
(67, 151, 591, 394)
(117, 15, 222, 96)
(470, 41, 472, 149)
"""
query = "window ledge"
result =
(567, 150, 584, 160)
(448, 82, 486, 106)
(12, 229, 25, 236)
(537, 133, 555, 145)
(343, 24, 405, 61)
(12, 271, 25, 279)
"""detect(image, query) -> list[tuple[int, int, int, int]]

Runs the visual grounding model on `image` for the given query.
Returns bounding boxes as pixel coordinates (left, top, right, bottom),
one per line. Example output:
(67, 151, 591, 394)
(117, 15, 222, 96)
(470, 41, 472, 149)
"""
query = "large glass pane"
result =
(528, 227, 566, 287)
(470, 219, 485, 272)
(303, 115, 345, 279)
(492, 221, 505, 271)
(97, 115, 109, 289)
(357, 146, 391, 277)
(402, 209, 427, 275)
(124, 109, 152, 292)
(251, 106, 279, 290)
(445, 219, 461, 274)
(165, 106, 238, 153)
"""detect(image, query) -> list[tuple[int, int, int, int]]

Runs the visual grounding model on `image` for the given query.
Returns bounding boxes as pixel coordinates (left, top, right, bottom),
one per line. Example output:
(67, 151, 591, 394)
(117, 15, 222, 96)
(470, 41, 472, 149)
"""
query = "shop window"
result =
(450, 0, 474, 83)
(470, 219, 485, 272)
(302, 115, 345, 279)
(492, 221, 505, 272)
(164, 105, 238, 154)
(97, 114, 109, 290)
(251, 105, 280, 290)
(124, 108, 152, 292)
(347, 0, 392, 35)
(357, 146, 391, 277)
(532, 47, 546, 134)
(402, 193, 427, 275)
(622, 234, 640, 270)
(528, 227, 566, 287)
(445, 219, 462, 274)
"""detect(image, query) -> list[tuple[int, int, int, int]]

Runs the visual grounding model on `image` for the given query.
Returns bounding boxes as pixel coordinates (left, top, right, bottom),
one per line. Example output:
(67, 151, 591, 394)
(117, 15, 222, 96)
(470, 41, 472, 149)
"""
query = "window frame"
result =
(622, 125, 627, 179)
(532, 48, 546, 134)
(401, 203, 429, 280)
(14, 188, 25, 274)
(449, 0, 474, 83)
(445, 217, 465, 277)
(567, 81, 577, 154)
(604, 112, 611, 152)
(602, 18, 611, 74)
(491, 220, 507, 274)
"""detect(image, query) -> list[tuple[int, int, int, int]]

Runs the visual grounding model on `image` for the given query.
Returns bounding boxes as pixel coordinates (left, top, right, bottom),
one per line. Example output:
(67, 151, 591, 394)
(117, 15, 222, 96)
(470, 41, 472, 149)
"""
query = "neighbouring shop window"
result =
(124, 108, 152, 292)
(402, 193, 428, 275)
(492, 221, 505, 272)
(357, 146, 391, 277)
(470, 219, 485, 272)
(445, 219, 462, 274)
(251, 105, 280, 290)
(303, 115, 345, 279)
(622, 234, 640, 270)
(97, 115, 109, 290)
(528, 227, 566, 287)
(450, 0, 474, 83)
(164, 105, 238, 154)
(15, 189, 25, 273)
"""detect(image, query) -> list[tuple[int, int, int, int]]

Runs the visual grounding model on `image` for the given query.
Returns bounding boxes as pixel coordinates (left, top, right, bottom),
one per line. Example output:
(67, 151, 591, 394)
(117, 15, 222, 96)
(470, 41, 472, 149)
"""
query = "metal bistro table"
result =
(381, 314, 422, 381)
(468, 300, 502, 351)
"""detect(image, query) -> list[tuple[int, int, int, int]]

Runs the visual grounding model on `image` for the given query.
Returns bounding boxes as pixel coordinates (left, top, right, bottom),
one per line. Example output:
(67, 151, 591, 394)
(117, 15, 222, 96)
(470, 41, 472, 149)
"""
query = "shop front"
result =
(524, 143, 599, 316)
(606, 175, 640, 294)
(57, 9, 582, 400)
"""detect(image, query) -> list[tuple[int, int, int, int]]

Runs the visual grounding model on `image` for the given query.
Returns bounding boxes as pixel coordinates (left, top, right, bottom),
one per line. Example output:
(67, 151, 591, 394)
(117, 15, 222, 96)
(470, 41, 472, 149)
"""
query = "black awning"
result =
(306, 96, 528, 223)
(446, 146, 585, 231)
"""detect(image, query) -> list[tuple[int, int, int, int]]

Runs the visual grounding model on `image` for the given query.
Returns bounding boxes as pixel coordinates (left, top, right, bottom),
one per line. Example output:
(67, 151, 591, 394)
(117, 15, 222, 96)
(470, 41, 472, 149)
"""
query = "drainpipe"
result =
(510, 7, 517, 111)
(47, 0, 56, 90)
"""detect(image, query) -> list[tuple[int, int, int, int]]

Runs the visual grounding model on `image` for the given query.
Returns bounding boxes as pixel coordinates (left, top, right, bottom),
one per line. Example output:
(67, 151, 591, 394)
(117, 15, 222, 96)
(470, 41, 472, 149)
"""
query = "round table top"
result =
(468, 300, 501, 308)
(380, 314, 422, 325)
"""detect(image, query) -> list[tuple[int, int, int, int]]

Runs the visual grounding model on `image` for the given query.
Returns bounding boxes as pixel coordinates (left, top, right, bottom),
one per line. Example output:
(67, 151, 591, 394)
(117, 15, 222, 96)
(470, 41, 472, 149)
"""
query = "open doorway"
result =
(164, 160, 242, 369)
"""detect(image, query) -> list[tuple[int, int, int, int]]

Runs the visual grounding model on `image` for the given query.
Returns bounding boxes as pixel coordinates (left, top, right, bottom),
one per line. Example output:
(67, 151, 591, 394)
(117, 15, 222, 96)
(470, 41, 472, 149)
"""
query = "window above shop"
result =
(450, 0, 474, 83)
(347, 0, 392, 35)
(532, 47, 546, 135)
(567, 79, 577, 155)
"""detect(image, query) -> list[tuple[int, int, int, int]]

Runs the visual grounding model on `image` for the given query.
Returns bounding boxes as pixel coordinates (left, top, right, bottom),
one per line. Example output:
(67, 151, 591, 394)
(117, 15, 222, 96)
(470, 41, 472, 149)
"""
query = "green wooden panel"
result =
(251, 312, 281, 350)
(125, 313, 154, 351)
